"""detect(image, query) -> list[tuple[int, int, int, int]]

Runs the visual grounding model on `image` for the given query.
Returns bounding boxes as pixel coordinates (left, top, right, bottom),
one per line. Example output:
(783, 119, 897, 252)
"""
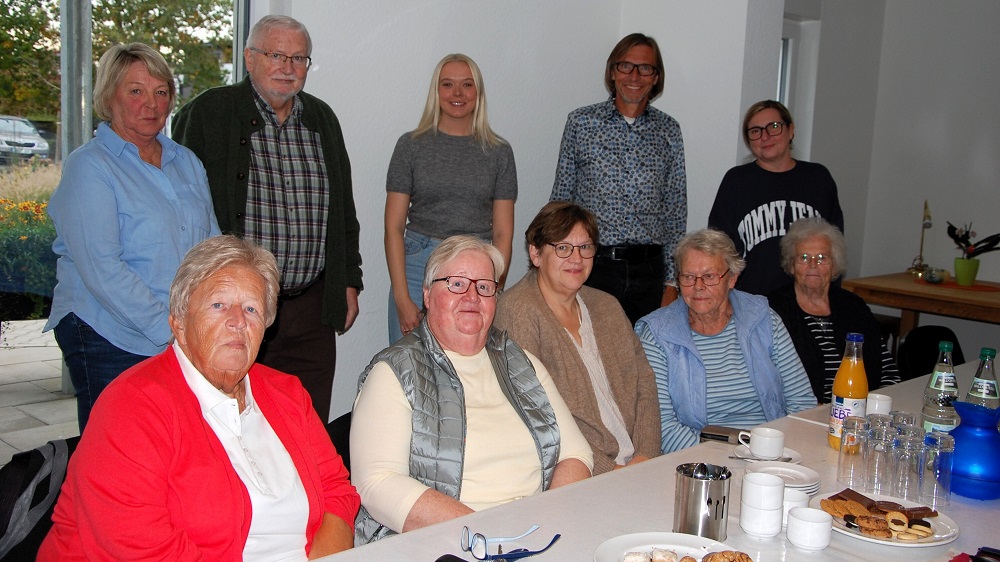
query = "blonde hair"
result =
(94, 43, 175, 122)
(412, 54, 505, 148)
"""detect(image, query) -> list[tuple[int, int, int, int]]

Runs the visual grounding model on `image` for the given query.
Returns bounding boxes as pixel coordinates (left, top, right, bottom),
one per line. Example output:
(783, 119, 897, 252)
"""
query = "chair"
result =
(896, 325, 966, 381)
(0, 436, 80, 559)
(326, 412, 352, 473)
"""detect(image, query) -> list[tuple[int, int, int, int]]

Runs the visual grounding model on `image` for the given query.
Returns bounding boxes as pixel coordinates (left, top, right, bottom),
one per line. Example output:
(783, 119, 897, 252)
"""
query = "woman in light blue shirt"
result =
(44, 43, 219, 431)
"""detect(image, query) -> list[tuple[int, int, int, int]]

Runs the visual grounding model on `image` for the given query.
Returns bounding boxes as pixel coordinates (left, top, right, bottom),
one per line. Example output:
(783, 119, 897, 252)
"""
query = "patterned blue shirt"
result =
(551, 99, 687, 281)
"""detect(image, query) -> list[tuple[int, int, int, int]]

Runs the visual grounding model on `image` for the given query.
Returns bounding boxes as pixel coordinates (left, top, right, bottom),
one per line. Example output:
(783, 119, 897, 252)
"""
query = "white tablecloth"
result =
(321, 363, 995, 561)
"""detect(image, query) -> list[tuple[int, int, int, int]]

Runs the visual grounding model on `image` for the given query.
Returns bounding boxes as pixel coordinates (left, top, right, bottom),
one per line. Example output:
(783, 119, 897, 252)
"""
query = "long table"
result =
(322, 364, 994, 561)
(842, 272, 1000, 337)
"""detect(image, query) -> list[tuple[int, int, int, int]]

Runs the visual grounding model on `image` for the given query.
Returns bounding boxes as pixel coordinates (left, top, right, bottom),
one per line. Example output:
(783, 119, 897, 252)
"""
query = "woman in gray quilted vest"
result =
(351, 235, 593, 544)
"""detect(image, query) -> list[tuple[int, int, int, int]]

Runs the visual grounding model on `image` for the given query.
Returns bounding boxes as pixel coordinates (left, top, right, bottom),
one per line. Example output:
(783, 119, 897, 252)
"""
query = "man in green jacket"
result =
(173, 15, 362, 420)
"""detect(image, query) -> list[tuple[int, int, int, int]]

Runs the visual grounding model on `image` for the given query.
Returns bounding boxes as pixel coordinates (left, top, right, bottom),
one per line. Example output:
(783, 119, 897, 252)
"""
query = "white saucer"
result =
(746, 461, 821, 492)
(733, 444, 802, 464)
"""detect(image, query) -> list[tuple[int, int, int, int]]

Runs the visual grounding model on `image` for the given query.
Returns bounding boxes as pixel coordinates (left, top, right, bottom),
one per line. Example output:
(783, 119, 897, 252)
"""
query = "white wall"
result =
(251, 0, 783, 419)
(812, 0, 1000, 355)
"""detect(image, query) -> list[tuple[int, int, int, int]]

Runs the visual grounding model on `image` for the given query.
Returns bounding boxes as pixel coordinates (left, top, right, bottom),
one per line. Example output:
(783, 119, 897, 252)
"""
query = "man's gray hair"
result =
(247, 15, 312, 55)
(169, 235, 281, 326)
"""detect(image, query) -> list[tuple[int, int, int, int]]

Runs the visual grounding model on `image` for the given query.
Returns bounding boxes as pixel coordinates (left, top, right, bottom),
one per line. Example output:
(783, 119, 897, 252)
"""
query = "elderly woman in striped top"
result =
(635, 229, 817, 453)
(767, 217, 899, 403)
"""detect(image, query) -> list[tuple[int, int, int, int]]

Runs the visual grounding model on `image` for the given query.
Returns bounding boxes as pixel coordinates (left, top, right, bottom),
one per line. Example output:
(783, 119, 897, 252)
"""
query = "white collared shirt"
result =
(174, 343, 309, 561)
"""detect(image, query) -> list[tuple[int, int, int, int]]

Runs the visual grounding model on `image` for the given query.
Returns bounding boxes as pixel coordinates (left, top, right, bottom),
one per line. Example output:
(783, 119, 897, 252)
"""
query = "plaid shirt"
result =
(244, 90, 330, 290)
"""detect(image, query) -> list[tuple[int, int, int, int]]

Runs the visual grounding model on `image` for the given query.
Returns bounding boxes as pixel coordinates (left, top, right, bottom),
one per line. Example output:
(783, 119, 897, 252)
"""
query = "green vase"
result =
(954, 257, 980, 287)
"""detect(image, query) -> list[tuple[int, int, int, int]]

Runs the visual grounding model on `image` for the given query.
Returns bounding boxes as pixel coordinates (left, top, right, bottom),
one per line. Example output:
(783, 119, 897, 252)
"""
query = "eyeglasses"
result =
(678, 269, 730, 287)
(796, 253, 829, 266)
(746, 121, 787, 141)
(614, 61, 658, 76)
(461, 525, 561, 561)
(248, 47, 313, 68)
(432, 276, 499, 297)
(547, 242, 597, 259)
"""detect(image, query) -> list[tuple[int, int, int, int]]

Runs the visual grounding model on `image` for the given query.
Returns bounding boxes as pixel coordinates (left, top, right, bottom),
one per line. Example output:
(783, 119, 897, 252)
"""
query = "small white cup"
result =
(741, 472, 785, 510)
(867, 393, 893, 415)
(740, 501, 783, 539)
(782, 489, 810, 527)
(738, 427, 785, 460)
(786, 507, 833, 551)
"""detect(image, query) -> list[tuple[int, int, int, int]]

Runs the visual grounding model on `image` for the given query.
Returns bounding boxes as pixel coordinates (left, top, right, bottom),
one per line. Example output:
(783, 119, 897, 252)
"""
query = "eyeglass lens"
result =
(746, 121, 784, 140)
(678, 269, 729, 287)
(798, 253, 827, 265)
(549, 243, 596, 259)
(614, 61, 657, 76)
(435, 276, 498, 297)
(250, 47, 312, 68)
(461, 525, 540, 559)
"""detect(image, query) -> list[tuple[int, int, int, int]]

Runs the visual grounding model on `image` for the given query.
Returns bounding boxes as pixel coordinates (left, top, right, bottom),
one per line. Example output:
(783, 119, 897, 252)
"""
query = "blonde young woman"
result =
(384, 54, 517, 344)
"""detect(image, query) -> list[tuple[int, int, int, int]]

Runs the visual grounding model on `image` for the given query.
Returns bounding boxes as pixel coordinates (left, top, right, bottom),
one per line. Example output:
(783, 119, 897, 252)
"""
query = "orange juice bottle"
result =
(828, 333, 868, 450)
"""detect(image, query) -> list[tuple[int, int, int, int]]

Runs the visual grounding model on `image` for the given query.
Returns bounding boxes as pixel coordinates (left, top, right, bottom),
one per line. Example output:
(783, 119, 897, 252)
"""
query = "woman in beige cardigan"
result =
(494, 202, 661, 474)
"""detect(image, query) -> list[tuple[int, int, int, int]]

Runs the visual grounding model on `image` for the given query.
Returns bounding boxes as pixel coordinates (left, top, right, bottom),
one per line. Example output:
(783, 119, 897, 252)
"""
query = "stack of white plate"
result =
(745, 461, 821, 496)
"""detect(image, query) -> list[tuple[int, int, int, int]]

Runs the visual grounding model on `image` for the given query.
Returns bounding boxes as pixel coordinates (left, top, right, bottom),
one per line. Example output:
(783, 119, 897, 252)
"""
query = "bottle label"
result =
(828, 396, 867, 438)
(969, 379, 1000, 399)
(923, 419, 957, 433)
(929, 370, 958, 391)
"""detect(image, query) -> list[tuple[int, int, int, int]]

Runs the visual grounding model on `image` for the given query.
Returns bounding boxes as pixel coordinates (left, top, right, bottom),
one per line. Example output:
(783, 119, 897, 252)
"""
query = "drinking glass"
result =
(891, 434, 924, 501)
(865, 425, 894, 494)
(837, 416, 868, 488)
(920, 432, 955, 508)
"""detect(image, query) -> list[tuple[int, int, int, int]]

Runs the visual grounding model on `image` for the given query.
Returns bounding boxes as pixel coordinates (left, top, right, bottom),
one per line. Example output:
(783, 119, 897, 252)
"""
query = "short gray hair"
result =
(423, 235, 505, 289)
(247, 15, 312, 55)
(780, 217, 848, 279)
(169, 236, 280, 326)
(94, 43, 175, 122)
(674, 229, 746, 276)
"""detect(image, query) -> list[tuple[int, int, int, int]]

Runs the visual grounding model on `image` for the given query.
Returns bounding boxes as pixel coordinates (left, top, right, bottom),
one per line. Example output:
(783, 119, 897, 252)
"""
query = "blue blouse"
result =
(45, 122, 220, 355)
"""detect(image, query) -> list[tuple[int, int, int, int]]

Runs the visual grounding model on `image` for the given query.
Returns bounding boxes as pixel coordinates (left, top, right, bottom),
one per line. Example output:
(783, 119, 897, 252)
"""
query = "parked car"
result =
(0, 116, 50, 164)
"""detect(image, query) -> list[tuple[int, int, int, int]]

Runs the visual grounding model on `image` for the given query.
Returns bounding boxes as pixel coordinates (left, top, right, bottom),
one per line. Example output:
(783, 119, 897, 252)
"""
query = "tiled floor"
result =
(0, 319, 78, 466)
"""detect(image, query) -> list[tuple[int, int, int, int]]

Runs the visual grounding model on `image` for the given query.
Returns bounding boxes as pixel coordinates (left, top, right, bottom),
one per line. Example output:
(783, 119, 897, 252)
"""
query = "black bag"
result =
(0, 436, 79, 560)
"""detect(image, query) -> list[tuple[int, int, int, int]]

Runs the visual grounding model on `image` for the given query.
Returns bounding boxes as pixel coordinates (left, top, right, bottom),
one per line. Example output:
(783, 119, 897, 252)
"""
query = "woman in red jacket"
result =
(39, 236, 359, 561)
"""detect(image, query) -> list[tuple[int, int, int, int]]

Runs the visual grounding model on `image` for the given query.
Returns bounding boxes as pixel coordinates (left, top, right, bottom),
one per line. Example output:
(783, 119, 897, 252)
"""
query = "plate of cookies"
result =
(593, 532, 748, 562)
(811, 489, 959, 547)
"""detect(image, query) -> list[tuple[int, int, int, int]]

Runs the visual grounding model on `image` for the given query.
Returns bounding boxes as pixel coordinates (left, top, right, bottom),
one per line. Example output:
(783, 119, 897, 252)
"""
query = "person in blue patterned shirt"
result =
(551, 33, 687, 325)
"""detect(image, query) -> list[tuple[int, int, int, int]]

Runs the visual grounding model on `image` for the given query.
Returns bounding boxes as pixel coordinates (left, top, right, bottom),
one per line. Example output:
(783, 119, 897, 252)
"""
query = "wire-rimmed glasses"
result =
(614, 61, 659, 76)
(547, 242, 597, 259)
(795, 253, 829, 267)
(745, 121, 786, 141)
(677, 269, 730, 287)
(432, 276, 499, 297)
(248, 47, 313, 68)
(461, 525, 561, 560)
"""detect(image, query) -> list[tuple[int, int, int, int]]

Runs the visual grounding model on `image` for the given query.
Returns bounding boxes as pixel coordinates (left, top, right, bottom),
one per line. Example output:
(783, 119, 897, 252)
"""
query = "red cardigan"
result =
(38, 347, 359, 561)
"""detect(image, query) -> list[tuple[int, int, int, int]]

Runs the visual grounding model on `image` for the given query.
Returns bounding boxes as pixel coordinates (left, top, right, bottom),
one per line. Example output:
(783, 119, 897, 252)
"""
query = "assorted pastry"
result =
(819, 488, 938, 542)
(623, 549, 753, 562)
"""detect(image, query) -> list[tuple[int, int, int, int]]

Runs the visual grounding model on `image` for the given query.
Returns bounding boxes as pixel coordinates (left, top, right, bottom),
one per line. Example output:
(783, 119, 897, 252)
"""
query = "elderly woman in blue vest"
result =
(635, 229, 816, 453)
(351, 235, 593, 544)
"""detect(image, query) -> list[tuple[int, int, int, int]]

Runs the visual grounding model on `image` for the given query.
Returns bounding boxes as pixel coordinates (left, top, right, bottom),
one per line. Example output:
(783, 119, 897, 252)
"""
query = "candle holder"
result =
(906, 200, 932, 276)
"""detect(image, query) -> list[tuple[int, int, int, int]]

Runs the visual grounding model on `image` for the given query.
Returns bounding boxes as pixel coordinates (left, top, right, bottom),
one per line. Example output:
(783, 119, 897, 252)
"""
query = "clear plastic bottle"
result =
(828, 333, 868, 450)
(965, 347, 999, 409)
(921, 341, 960, 432)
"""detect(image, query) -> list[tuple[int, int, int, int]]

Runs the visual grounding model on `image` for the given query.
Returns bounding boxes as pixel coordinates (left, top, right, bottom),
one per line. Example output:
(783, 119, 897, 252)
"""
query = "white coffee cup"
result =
(738, 427, 785, 460)
(739, 501, 783, 539)
(786, 507, 833, 551)
(867, 393, 893, 415)
(741, 472, 785, 510)
(782, 488, 810, 527)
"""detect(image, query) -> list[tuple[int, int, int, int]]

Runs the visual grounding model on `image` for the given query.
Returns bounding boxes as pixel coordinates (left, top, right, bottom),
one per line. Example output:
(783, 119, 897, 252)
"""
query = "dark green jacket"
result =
(172, 77, 363, 330)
